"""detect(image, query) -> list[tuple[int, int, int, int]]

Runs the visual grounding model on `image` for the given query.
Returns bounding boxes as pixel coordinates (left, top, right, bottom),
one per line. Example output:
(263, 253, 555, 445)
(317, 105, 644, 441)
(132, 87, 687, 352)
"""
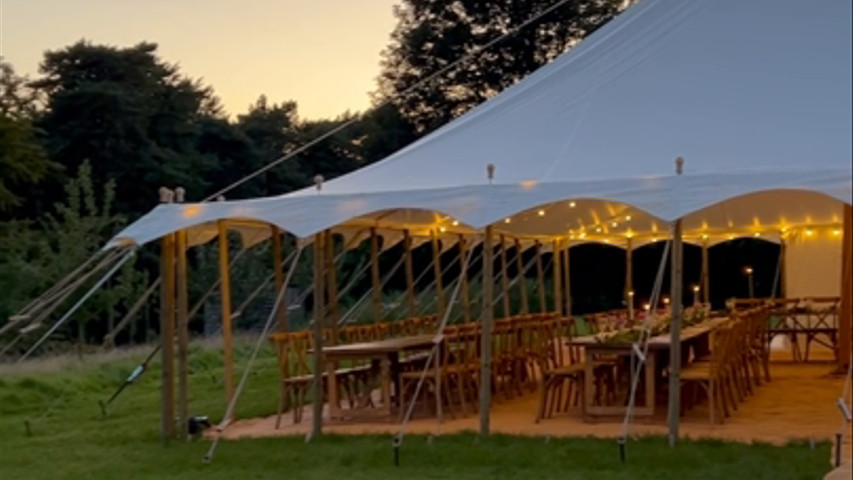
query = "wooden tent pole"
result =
(701, 237, 710, 304)
(431, 230, 445, 318)
(564, 241, 572, 317)
(271, 226, 287, 332)
(325, 230, 339, 344)
(404, 229, 416, 319)
(217, 220, 234, 409)
(459, 235, 471, 323)
(500, 234, 511, 318)
(553, 239, 563, 315)
(778, 234, 787, 299)
(838, 204, 852, 369)
(626, 237, 634, 320)
(176, 230, 190, 440)
(479, 225, 494, 436)
(667, 219, 684, 446)
(515, 238, 529, 314)
(159, 232, 176, 441)
(311, 234, 325, 437)
(370, 227, 382, 323)
(535, 241, 546, 313)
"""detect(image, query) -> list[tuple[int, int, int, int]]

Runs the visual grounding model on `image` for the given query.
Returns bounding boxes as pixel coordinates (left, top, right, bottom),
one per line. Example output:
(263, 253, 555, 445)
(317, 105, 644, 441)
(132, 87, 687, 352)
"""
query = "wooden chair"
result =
(680, 322, 735, 424)
(535, 317, 590, 422)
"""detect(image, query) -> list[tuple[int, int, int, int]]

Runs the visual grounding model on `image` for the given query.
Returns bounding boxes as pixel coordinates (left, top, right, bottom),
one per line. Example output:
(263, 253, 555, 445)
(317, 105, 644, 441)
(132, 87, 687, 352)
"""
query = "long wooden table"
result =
(568, 317, 728, 419)
(315, 334, 440, 420)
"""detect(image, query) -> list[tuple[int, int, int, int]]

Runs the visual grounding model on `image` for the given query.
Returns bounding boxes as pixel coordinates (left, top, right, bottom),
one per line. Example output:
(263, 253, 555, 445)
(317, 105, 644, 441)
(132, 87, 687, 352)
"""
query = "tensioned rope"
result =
(203, 244, 304, 463)
(17, 248, 137, 364)
(1, 248, 129, 356)
(202, 0, 578, 202)
(619, 236, 673, 457)
(2, 248, 126, 343)
(393, 243, 475, 453)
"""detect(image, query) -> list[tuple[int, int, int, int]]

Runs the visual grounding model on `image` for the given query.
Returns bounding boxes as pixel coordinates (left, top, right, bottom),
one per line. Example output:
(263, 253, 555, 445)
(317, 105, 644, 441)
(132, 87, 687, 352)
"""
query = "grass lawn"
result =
(0, 340, 833, 479)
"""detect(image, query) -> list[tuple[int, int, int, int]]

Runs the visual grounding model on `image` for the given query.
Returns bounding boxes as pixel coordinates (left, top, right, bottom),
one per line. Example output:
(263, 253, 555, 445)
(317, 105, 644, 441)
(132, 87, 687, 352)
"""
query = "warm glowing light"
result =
(805, 229, 814, 237)
(569, 201, 577, 208)
(626, 230, 634, 239)
(538, 209, 545, 217)
(702, 234, 709, 240)
(728, 234, 735, 240)
(628, 290, 635, 297)
(833, 229, 841, 236)
(603, 239, 611, 244)
(439, 226, 447, 232)
(504, 218, 511, 224)
(611, 221, 618, 227)
(652, 237, 659, 242)
(753, 232, 761, 237)
(183, 205, 201, 218)
(595, 227, 602, 233)
(452, 220, 459, 226)
(643, 303, 651, 311)
(663, 297, 670, 305)
(744, 266, 753, 275)
(693, 285, 700, 293)
(625, 215, 632, 221)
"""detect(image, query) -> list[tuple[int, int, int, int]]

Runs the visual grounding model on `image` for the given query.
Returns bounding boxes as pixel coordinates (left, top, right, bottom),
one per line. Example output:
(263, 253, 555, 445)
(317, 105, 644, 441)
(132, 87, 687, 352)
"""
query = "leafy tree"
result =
(31, 41, 228, 215)
(0, 161, 148, 351)
(377, 0, 623, 132)
(0, 62, 54, 213)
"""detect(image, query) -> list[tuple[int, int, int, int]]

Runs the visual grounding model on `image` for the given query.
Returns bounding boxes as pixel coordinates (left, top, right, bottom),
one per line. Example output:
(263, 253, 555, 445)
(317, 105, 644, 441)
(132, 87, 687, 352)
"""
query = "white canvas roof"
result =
(110, 0, 852, 249)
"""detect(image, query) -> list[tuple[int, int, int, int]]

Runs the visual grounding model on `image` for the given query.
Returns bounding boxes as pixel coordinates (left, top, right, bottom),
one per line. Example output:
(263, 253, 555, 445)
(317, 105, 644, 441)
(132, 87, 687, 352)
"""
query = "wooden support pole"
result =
(626, 237, 634, 320)
(431, 230, 445, 318)
(515, 238, 529, 314)
(159, 233, 176, 441)
(479, 225, 494, 436)
(459, 235, 471, 323)
(176, 230, 190, 440)
(564, 241, 572, 317)
(667, 219, 684, 446)
(404, 229, 416, 319)
(500, 235, 511, 318)
(552, 239, 563, 315)
(778, 235, 787, 299)
(838, 204, 852, 368)
(311, 234, 325, 437)
(325, 230, 339, 344)
(370, 227, 382, 324)
(217, 221, 234, 409)
(271, 226, 287, 332)
(701, 237, 710, 304)
(535, 241, 546, 313)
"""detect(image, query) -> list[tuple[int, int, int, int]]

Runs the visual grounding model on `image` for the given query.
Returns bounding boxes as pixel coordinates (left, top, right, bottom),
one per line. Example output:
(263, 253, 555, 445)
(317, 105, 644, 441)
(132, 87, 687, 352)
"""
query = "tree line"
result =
(0, 0, 622, 353)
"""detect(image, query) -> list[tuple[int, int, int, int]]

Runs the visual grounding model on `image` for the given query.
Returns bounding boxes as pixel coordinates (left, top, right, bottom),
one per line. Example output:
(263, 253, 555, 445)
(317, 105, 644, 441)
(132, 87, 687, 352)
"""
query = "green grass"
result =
(0, 340, 833, 480)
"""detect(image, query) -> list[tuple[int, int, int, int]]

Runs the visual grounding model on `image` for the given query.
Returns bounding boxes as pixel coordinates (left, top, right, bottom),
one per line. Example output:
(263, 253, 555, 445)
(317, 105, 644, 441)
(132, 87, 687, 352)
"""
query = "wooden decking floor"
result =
(220, 352, 850, 449)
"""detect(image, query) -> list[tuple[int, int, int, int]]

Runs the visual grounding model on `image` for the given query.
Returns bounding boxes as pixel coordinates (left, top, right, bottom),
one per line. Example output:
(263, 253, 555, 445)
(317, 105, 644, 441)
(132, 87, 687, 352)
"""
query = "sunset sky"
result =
(1, 0, 399, 119)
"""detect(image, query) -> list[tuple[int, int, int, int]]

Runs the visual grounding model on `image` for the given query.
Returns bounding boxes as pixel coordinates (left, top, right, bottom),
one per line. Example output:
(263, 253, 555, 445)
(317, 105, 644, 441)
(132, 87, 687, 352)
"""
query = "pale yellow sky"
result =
(1, 0, 399, 119)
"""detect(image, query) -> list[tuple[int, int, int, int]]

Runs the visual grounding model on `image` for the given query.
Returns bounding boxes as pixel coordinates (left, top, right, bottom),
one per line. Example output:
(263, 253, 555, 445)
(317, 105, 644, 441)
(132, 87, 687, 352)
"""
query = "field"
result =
(0, 340, 833, 480)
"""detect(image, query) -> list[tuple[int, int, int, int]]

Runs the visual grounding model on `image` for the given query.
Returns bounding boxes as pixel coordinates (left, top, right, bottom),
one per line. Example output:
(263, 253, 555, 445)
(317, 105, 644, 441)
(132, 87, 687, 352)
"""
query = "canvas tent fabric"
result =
(108, 0, 852, 248)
